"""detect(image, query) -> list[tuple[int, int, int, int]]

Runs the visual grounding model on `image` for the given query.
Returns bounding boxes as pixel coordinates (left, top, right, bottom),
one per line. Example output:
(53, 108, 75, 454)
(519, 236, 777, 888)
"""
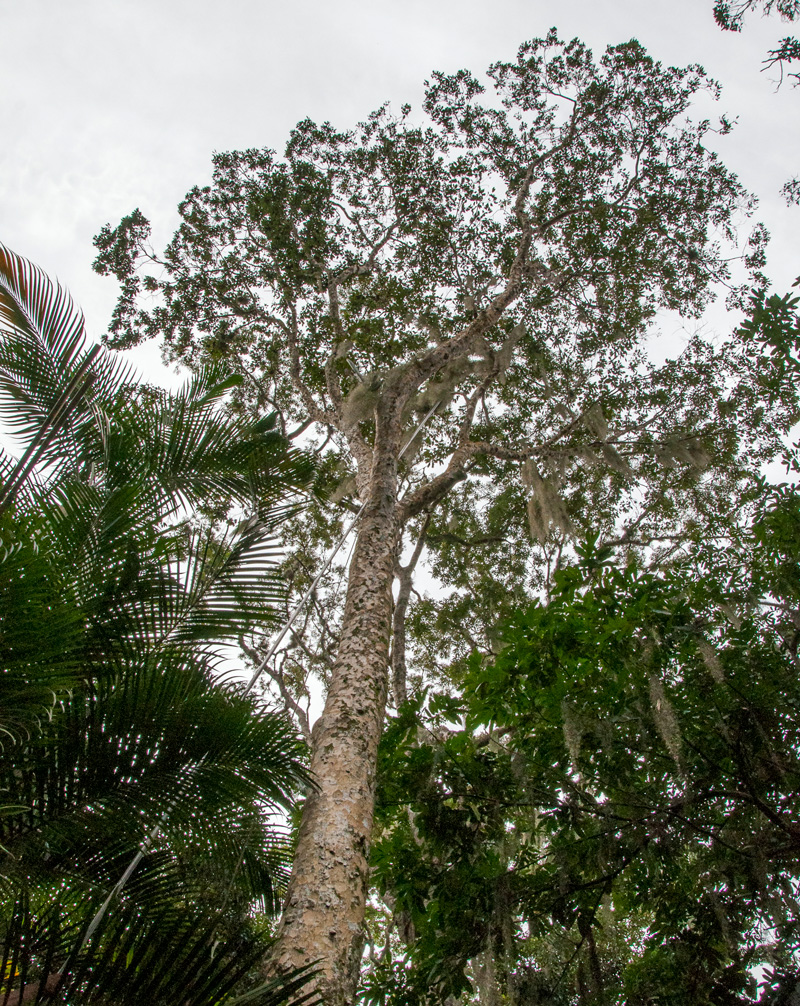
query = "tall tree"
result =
(94, 33, 783, 1003)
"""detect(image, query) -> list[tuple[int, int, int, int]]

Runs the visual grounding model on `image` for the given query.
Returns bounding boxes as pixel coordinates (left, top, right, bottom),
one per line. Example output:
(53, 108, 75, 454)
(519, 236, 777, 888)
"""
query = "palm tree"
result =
(0, 243, 318, 1004)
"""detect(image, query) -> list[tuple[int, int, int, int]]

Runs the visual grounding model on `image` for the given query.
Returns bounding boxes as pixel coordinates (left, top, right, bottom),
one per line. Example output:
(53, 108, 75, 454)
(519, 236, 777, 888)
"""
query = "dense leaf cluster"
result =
(369, 533, 800, 1004)
(0, 244, 317, 1004)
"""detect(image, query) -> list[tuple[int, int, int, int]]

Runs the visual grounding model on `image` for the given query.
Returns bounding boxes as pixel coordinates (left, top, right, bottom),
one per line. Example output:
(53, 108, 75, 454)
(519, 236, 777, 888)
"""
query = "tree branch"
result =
(284, 301, 332, 424)
(392, 144, 543, 405)
(398, 459, 471, 523)
(240, 636, 312, 745)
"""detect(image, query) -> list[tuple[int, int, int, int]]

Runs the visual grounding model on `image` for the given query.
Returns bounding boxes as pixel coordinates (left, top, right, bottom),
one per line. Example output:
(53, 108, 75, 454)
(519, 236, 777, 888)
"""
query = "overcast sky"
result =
(2, 0, 798, 383)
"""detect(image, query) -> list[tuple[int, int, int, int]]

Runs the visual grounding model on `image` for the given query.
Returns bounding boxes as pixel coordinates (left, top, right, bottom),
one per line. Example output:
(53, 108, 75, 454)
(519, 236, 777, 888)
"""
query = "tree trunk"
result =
(390, 515, 429, 709)
(266, 443, 400, 1005)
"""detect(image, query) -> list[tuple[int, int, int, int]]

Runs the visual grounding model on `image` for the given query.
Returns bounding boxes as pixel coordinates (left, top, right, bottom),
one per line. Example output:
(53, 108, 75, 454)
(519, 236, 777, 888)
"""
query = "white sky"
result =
(2, 0, 798, 387)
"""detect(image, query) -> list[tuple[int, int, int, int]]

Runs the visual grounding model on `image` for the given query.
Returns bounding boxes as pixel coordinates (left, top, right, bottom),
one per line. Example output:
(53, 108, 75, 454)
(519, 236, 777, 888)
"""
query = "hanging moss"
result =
(521, 458, 573, 543)
(696, 636, 725, 683)
(561, 700, 583, 770)
(582, 402, 609, 440)
(340, 373, 383, 428)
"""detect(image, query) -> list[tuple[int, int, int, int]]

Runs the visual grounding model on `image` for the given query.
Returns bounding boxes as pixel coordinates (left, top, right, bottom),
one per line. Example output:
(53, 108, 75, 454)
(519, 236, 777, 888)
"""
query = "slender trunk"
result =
(577, 914, 604, 1004)
(266, 444, 400, 1005)
(390, 570, 410, 709)
(390, 515, 429, 709)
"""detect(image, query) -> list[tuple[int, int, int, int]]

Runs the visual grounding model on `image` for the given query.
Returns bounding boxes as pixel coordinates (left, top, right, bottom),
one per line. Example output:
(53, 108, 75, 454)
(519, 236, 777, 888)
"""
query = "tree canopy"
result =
(94, 30, 782, 712)
(90, 30, 800, 1005)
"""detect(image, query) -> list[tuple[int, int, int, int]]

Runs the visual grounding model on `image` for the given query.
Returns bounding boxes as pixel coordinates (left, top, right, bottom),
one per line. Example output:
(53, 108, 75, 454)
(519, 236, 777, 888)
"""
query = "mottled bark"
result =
(266, 202, 533, 1003)
(267, 437, 400, 1005)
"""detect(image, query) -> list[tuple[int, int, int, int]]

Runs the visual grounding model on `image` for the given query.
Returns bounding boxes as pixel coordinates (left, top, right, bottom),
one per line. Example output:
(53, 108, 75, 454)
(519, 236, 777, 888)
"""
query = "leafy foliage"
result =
(369, 531, 800, 1003)
(0, 242, 317, 1004)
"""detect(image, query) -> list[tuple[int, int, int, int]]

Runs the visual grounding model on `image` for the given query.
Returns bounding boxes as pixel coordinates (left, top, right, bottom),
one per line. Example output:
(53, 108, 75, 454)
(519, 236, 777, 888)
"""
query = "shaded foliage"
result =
(368, 530, 800, 1003)
(363, 282, 800, 1004)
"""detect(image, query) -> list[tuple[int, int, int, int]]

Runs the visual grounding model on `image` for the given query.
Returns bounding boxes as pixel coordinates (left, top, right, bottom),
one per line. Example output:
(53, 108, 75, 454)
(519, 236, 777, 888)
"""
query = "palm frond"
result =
(0, 510, 86, 741)
(0, 245, 318, 1002)
(0, 893, 319, 1006)
(106, 372, 314, 515)
(1, 655, 307, 892)
(165, 517, 288, 645)
(17, 479, 287, 661)
(0, 242, 133, 485)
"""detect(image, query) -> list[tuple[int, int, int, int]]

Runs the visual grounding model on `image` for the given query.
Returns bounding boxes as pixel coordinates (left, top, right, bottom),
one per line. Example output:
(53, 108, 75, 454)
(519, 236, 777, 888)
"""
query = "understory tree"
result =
(368, 518, 800, 1004)
(362, 285, 800, 1005)
(93, 32, 793, 1004)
